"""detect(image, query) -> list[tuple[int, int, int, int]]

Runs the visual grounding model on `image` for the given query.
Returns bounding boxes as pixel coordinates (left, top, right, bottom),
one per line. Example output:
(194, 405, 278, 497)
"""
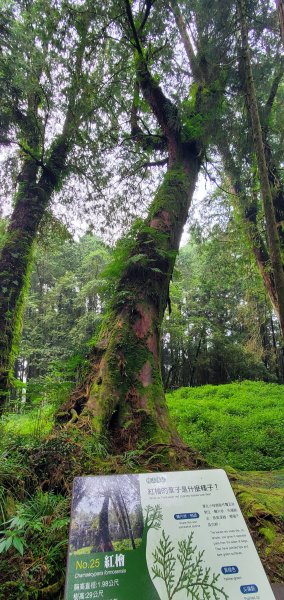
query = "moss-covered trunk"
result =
(60, 151, 200, 450)
(0, 137, 70, 409)
(58, 4, 202, 451)
(0, 15, 88, 410)
(0, 158, 41, 406)
(238, 0, 284, 341)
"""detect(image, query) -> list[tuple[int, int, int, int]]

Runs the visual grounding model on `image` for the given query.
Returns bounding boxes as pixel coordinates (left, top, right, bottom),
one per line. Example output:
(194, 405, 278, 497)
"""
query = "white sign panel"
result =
(65, 469, 275, 600)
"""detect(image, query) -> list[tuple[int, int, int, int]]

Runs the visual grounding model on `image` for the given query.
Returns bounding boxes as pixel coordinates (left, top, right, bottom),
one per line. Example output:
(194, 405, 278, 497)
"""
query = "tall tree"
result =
(237, 0, 284, 340)
(93, 494, 114, 552)
(170, 0, 284, 340)
(58, 0, 232, 451)
(0, 1, 111, 406)
(162, 223, 280, 388)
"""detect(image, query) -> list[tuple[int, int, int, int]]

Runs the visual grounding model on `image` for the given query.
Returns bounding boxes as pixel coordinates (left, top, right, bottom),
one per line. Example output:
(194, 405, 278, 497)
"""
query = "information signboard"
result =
(64, 469, 276, 600)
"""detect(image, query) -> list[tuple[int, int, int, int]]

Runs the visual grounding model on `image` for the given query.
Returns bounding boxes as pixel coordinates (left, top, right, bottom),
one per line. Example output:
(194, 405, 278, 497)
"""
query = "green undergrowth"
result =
(0, 380, 283, 596)
(167, 381, 284, 581)
(0, 421, 182, 599)
(167, 380, 284, 471)
(1, 404, 54, 442)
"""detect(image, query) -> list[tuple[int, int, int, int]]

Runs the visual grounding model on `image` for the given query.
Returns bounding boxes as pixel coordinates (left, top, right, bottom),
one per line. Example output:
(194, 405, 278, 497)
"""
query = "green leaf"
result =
(12, 536, 24, 555)
(9, 516, 26, 529)
(5, 537, 12, 550)
(129, 254, 145, 264)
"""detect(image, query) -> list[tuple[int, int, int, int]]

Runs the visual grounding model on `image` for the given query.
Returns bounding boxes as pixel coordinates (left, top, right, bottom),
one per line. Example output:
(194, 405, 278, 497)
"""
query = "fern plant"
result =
(0, 492, 69, 556)
(152, 530, 228, 600)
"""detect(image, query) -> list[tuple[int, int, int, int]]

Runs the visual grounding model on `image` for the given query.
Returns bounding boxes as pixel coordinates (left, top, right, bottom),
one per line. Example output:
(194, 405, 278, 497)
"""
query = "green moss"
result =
(235, 489, 268, 519)
(0, 232, 35, 390)
(148, 166, 188, 222)
(180, 78, 226, 144)
(259, 525, 277, 545)
(167, 381, 284, 470)
(86, 299, 173, 446)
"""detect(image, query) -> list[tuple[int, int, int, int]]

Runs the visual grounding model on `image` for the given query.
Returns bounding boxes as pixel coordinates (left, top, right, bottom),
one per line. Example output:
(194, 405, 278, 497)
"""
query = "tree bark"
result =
(0, 18, 88, 409)
(0, 137, 71, 409)
(93, 494, 114, 552)
(60, 151, 200, 450)
(58, 3, 202, 451)
(171, 0, 284, 340)
(238, 0, 284, 340)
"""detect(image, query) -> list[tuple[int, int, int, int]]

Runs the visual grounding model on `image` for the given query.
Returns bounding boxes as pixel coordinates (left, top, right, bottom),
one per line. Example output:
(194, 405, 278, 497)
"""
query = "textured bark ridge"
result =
(59, 157, 200, 450)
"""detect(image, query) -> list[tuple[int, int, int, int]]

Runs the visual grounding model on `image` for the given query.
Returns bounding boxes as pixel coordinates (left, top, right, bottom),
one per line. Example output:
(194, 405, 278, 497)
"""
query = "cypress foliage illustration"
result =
(152, 529, 228, 600)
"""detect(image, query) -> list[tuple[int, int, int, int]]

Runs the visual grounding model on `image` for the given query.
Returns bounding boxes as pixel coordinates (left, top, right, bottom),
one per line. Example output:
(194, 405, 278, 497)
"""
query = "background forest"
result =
(0, 0, 284, 598)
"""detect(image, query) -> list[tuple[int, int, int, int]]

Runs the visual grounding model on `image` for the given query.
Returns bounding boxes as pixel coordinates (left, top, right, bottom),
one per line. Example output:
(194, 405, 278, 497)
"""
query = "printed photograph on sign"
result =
(69, 474, 143, 555)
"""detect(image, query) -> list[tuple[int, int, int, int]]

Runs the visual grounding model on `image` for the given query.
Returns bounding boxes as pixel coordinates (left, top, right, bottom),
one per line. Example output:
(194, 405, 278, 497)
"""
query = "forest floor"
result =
(0, 381, 283, 598)
(167, 381, 284, 583)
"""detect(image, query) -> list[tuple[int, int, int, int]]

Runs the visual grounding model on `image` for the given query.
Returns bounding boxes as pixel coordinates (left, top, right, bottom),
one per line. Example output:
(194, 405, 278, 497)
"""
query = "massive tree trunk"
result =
(57, 1, 211, 451)
(93, 494, 114, 552)
(60, 151, 200, 450)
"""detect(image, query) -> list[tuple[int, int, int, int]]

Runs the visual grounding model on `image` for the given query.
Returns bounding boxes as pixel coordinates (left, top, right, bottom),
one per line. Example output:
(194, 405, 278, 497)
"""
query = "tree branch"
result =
(130, 80, 167, 151)
(139, 0, 155, 33)
(124, 0, 143, 54)
(169, 0, 202, 82)
(264, 60, 284, 123)
(124, 0, 181, 142)
(143, 158, 168, 168)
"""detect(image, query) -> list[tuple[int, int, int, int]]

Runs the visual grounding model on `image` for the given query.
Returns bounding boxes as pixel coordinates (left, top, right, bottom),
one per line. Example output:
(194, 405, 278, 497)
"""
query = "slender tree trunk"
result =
(119, 491, 136, 550)
(0, 139, 70, 409)
(221, 144, 281, 321)
(93, 494, 114, 552)
(238, 0, 284, 340)
(189, 333, 204, 387)
(0, 157, 39, 406)
(111, 495, 128, 539)
(171, 0, 284, 340)
(0, 17, 89, 411)
(276, 0, 284, 46)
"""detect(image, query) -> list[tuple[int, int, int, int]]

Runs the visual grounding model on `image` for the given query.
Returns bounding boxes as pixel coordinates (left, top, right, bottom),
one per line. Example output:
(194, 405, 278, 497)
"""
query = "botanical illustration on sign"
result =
(148, 505, 228, 600)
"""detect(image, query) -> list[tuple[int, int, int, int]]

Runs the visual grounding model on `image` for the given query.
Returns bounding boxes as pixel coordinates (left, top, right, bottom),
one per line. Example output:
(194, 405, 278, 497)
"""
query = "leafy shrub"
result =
(167, 381, 284, 470)
(0, 491, 69, 586)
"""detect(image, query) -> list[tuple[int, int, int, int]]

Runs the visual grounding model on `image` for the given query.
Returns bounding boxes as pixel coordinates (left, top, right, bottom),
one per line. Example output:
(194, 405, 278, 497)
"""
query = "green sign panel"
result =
(64, 469, 275, 600)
